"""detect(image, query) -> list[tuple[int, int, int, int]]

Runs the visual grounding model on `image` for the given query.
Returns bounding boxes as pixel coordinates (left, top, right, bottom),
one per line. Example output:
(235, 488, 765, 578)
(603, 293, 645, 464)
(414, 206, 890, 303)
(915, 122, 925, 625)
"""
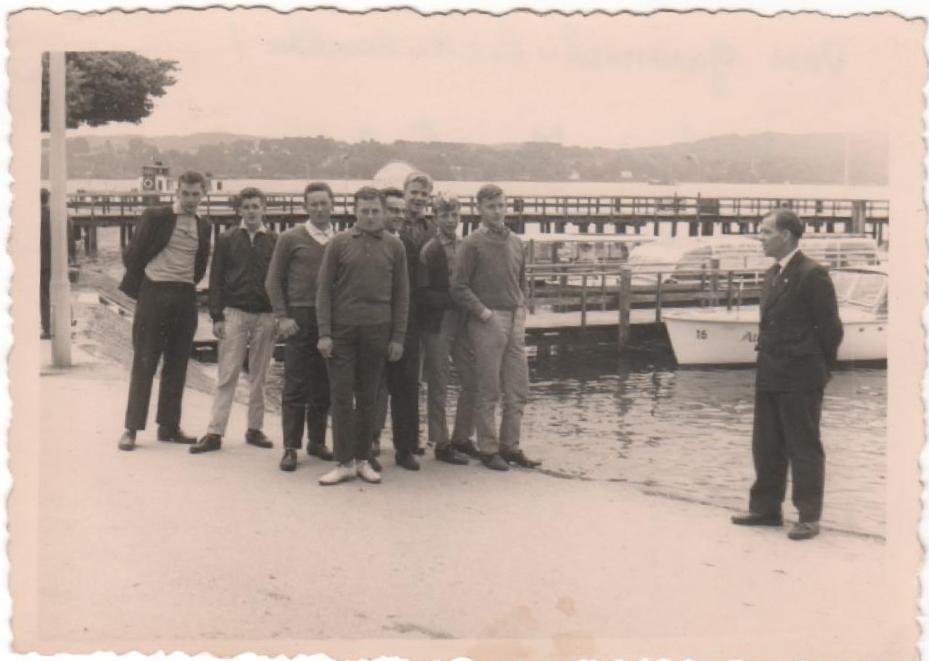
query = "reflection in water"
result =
(527, 349, 886, 537)
(261, 347, 885, 537)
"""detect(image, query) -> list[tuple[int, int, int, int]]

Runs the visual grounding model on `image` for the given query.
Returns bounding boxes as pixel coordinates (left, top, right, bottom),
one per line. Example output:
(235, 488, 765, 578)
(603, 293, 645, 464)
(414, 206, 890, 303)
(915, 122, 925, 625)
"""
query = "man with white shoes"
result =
(316, 187, 410, 486)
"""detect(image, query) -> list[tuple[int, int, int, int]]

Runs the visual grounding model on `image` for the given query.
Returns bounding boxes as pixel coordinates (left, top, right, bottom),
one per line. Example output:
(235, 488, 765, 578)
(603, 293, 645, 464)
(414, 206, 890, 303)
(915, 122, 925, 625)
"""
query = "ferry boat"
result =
(662, 265, 888, 365)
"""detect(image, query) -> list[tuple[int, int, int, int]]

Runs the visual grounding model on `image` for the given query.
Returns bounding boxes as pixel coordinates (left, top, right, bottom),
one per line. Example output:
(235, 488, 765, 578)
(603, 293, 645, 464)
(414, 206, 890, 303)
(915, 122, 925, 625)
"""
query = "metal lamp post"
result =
(49, 51, 71, 366)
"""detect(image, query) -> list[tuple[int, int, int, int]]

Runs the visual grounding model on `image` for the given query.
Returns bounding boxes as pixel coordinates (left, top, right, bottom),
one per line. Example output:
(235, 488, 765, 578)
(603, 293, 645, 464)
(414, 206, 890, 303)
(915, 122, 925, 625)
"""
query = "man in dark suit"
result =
(117, 171, 212, 451)
(732, 209, 844, 540)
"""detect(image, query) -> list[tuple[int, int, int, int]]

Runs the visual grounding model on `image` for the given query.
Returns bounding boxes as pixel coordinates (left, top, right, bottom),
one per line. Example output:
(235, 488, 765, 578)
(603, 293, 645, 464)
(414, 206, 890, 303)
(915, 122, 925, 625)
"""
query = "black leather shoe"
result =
(731, 512, 784, 527)
(157, 426, 196, 444)
(118, 430, 137, 451)
(307, 443, 334, 461)
(245, 429, 273, 449)
(480, 453, 510, 471)
(396, 453, 421, 471)
(190, 433, 222, 454)
(435, 446, 470, 465)
(501, 449, 541, 468)
(452, 440, 481, 459)
(788, 521, 820, 540)
(279, 449, 298, 472)
(368, 455, 383, 472)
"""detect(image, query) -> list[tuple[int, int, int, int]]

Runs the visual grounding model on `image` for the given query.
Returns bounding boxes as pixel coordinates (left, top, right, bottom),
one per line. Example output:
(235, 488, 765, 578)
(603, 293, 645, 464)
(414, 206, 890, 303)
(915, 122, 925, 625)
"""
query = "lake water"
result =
(68, 177, 890, 202)
(255, 346, 886, 539)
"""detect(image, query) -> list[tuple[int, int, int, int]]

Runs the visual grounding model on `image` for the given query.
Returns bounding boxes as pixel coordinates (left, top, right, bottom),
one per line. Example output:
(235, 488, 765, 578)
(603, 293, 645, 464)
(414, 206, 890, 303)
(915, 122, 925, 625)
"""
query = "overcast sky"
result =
(68, 9, 913, 148)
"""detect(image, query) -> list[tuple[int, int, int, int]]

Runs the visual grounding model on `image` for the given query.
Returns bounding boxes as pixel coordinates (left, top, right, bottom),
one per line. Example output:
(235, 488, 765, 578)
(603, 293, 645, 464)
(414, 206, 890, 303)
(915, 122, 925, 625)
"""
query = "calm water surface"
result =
(260, 347, 885, 538)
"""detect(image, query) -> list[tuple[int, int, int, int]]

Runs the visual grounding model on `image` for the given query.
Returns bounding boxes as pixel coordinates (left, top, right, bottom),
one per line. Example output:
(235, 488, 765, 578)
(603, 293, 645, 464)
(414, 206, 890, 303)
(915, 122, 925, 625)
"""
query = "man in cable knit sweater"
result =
(451, 184, 540, 471)
(265, 182, 337, 472)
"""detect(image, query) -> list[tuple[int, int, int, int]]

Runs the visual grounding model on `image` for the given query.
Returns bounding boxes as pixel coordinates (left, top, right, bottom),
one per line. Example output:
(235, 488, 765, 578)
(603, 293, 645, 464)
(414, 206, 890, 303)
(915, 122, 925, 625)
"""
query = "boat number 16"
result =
(695, 329, 708, 340)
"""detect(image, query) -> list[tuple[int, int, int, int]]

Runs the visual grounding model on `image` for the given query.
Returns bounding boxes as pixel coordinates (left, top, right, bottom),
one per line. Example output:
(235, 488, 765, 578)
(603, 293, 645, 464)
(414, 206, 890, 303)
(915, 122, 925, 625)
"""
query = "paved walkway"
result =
(17, 342, 912, 660)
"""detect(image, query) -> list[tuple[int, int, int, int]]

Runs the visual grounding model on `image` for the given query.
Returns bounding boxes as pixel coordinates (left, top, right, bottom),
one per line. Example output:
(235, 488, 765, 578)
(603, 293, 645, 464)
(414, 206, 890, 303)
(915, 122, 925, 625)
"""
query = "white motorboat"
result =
(662, 266, 888, 365)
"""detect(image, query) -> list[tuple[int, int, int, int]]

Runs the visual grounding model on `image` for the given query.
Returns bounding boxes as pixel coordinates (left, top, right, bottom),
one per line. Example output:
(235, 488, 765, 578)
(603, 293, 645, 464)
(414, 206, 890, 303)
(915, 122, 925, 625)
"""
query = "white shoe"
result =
(356, 459, 381, 484)
(319, 461, 356, 486)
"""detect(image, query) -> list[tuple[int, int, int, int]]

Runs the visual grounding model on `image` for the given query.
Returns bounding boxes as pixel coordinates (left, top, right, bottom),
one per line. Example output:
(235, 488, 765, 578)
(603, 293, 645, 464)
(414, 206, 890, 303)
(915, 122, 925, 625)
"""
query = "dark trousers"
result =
(749, 388, 825, 522)
(385, 327, 421, 458)
(124, 279, 198, 431)
(40, 269, 50, 335)
(328, 323, 390, 464)
(282, 307, 330, 450)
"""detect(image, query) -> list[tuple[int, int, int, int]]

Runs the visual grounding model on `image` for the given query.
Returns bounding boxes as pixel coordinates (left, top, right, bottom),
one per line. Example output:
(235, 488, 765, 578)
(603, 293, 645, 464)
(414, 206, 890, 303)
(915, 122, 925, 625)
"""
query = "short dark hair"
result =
(769, 207, 804, 239)
(235, 187, 265, 211)
(304, 181, 334, 202)
(40, 188, 50, 205)
(476, 184, 505, 205)
(354, 186, 384, 207)
(381, 187, 404, 201)
(177, 170, 208, 190)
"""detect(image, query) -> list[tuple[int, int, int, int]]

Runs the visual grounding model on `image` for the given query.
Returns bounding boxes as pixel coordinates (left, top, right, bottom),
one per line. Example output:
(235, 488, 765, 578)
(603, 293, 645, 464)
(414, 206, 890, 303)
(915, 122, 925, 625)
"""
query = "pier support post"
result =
(851, 200, 866, 234)
(617, 268, 631, 352)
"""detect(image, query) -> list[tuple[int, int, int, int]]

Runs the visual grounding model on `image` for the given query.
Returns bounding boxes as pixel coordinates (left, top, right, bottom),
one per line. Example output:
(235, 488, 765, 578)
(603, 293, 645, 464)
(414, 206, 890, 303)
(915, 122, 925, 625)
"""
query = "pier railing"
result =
(67, 191, 890, 256)
(526, 261, 780, 350)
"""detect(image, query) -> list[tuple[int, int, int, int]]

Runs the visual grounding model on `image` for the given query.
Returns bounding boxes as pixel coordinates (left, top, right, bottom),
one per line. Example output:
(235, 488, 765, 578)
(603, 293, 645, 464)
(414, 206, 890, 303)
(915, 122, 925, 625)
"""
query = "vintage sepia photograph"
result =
(5, 5, 926, 660)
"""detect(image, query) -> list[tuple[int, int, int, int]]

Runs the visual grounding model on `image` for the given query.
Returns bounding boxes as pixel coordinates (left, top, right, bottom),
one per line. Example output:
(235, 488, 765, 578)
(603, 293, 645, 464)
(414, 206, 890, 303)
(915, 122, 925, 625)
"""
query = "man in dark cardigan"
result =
(117, 171, 211, 451)
(418, 193, 478, 464)
(384, 171, 436, 469)
(731, 208, 844, 541)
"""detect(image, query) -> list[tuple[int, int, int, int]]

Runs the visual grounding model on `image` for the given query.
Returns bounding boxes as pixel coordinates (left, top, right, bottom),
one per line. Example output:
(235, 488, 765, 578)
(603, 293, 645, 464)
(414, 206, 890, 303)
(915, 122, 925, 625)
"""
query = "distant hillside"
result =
(44, 131, 887, 185)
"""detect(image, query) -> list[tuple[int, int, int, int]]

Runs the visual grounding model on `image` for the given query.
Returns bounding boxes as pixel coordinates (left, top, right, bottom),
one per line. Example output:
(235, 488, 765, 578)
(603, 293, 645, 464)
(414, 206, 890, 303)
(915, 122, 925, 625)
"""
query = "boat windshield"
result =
(831, 270, 887, 310)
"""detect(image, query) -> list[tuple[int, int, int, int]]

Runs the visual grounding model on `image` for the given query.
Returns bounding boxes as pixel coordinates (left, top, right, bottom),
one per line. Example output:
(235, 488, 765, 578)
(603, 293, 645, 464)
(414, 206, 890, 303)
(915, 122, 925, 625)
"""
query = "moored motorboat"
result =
(662, 265, 887, 365)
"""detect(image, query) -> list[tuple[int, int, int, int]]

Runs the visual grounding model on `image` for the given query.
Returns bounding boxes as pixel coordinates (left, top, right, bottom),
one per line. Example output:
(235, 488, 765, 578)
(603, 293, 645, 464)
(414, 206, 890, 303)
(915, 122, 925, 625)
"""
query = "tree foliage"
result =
(41, 51, 179, 131)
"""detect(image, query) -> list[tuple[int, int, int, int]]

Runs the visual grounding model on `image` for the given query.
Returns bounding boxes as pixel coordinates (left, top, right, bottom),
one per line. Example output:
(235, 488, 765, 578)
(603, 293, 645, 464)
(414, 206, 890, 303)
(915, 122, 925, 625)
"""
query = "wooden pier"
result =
(67, 191, 890, 257)
(185, 263, 767, 361)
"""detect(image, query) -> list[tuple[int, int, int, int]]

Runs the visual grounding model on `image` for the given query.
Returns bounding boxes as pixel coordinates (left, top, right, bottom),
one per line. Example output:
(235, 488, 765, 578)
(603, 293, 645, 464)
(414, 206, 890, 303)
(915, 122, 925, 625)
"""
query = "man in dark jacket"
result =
(117, 171, 211, 451)
(384, 171, 436, 470)
(418, 193, 478, 464)
(190, 187, 278, 455)
(731, 208, 844, 540)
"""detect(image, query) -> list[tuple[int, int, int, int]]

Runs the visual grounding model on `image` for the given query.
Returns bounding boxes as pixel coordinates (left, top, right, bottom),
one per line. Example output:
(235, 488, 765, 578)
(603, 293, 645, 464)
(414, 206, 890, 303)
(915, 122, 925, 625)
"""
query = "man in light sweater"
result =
(316, 187, 409, 486)
(265, 182, 337, 472)
(451, 184, 540, 471)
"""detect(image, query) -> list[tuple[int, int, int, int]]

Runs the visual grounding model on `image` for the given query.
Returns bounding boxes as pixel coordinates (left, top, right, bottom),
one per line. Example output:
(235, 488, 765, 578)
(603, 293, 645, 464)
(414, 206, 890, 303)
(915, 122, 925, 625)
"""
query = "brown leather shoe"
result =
(788, 521, 820, 540)
(279, 449, 298, 472)
(480, 453, 510, 471)
(501, 449, 541, 468)
(307, 443, 334, 461)
(731, 512, 784, 527)
(157, 426, 196, 444)
(395, 453, 421, 471)
(118, 430, 137, 451)
(452, 440, 481, 458)
(245, 429, 273, 449)
(435, 446, 470, 465)
(190, 433, 222, 454)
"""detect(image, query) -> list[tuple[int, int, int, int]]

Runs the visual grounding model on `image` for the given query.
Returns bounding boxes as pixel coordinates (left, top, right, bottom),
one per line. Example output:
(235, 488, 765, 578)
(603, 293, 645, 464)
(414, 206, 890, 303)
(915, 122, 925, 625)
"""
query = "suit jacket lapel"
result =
(761, 250, 804, 315)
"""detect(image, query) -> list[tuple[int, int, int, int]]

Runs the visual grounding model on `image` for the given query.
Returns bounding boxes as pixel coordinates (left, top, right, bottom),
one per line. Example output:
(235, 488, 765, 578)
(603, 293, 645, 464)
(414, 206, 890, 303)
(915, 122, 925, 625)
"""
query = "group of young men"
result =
(116, 169, 541, 486)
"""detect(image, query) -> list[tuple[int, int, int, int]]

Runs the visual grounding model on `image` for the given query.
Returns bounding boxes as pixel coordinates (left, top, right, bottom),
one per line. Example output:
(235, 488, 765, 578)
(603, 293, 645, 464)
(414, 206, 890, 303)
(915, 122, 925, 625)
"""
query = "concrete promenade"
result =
(17, 331, 912, 659)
